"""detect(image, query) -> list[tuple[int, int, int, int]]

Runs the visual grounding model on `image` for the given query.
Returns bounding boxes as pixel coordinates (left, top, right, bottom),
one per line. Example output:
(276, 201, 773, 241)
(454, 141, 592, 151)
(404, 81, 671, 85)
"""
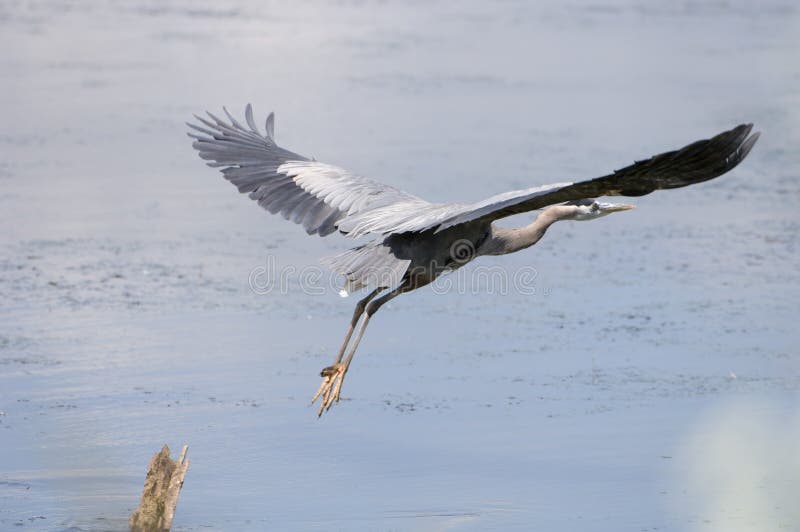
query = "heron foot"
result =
(311, 362, 348, 416)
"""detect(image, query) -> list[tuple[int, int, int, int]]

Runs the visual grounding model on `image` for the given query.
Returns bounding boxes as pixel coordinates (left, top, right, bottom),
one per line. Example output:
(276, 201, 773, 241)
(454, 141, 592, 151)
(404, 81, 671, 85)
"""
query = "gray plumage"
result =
(187, 105, 425, 238)
(187, 105, 760, 415)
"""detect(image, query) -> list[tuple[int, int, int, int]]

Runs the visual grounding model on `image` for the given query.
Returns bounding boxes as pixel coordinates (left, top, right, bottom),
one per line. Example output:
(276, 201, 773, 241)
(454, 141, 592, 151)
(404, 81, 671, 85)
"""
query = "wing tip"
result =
(737, 130, 760, 161)
(266, 111, 275, 140)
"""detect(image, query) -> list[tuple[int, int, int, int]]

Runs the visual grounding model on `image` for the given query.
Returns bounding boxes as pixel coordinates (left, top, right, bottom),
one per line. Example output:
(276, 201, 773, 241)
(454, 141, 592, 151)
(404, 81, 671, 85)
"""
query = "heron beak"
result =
(602, 203, 635, 213)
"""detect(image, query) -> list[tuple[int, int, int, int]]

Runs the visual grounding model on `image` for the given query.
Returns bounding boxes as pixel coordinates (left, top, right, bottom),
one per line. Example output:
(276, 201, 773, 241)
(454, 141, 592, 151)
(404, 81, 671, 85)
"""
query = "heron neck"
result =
(481, 208, 564, 256)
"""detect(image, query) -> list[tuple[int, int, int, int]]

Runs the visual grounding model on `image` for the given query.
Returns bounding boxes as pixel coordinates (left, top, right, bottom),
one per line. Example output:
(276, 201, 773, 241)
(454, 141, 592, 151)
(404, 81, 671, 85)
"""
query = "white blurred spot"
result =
(671, 399, 800, 531)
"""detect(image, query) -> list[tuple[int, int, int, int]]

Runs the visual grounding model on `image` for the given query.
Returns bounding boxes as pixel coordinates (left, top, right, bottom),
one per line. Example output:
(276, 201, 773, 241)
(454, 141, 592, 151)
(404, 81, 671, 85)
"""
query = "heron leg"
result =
(313, 285, 407, 415)
(311, 288, 382, 406)
(333, 287, 383, 365)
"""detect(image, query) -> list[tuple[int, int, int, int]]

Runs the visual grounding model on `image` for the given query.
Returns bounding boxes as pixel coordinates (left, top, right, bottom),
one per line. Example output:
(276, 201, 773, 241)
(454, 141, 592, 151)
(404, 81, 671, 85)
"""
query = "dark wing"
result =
(188, 105, 428, 237)
(342, 123, 758, 236)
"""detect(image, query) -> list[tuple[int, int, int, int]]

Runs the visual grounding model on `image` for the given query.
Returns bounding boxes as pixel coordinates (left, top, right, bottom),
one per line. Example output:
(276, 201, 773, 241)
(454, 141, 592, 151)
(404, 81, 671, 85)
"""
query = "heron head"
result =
(562, 199, 635, 221)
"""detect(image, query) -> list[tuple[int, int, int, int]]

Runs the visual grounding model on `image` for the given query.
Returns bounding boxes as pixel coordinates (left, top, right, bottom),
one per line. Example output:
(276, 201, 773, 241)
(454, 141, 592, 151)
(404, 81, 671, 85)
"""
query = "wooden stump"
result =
(129, 444, 189, 532)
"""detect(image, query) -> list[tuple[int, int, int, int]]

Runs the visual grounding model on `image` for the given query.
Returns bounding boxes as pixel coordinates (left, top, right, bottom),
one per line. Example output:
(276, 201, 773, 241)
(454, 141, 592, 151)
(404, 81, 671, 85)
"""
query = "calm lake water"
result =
(1, 1, 799, 530)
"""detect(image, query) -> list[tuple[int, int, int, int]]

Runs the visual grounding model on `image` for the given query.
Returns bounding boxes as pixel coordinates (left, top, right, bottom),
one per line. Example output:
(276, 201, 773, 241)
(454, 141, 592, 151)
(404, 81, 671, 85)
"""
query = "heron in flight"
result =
(188, 106, 759, 416)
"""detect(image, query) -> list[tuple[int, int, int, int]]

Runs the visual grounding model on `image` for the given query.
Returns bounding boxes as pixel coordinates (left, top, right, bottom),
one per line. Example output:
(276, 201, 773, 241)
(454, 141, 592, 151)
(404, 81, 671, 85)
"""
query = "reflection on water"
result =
(1, 0, 799, 530)
(676, 400, 800, 531)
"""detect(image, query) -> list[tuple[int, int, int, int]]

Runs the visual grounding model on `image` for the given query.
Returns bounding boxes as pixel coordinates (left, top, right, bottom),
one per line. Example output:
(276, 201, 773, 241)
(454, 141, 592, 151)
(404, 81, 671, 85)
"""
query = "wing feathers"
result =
(265, 112, 275, 140)
(244, 104, 260, 135)
(190, 110, 758, 241)
(188, 105, 426, 237)
(429, 124, 760, 232)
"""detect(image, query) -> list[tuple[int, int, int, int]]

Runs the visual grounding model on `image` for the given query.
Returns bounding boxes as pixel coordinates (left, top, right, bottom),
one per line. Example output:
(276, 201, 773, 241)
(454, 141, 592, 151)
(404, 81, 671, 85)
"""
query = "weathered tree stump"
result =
(129, 444, 189, 532)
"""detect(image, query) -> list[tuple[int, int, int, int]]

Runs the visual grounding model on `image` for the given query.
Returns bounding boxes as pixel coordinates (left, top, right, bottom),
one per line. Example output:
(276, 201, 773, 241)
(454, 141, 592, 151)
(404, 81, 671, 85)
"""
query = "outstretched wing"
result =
(337, 124, 760, 237)
(188, 105, 428, 237)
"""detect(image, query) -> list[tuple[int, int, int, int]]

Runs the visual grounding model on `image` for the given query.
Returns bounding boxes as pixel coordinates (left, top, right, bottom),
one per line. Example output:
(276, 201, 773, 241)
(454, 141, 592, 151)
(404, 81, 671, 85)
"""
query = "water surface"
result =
(1, 1, 799, 530)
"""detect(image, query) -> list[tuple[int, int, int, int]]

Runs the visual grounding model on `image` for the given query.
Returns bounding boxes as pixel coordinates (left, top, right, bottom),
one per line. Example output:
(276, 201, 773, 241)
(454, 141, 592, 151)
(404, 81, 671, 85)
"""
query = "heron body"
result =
(326, 220, 491, 292)
(188, 106, 759, 416)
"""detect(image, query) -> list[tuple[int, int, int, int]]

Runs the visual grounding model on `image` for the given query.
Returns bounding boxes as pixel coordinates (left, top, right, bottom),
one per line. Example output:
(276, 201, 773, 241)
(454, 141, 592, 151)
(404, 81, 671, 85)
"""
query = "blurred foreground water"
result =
(1, 1, 799, 530)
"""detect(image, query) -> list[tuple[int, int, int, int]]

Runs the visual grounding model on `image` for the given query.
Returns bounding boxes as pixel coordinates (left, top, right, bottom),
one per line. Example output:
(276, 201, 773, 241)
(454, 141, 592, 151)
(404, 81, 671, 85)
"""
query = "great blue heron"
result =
(188, 105, 759, 416)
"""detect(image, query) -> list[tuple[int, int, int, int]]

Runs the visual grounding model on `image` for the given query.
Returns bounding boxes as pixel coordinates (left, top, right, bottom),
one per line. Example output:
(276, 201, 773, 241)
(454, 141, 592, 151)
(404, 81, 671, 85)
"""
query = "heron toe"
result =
(312, 363, 348, 416)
